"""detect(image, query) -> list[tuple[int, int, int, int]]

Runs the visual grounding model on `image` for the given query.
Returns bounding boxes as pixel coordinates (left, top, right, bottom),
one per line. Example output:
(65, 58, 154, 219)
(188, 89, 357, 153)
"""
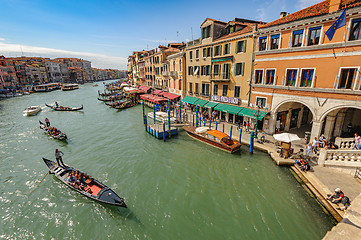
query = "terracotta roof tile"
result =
(215, 25, 253, 41)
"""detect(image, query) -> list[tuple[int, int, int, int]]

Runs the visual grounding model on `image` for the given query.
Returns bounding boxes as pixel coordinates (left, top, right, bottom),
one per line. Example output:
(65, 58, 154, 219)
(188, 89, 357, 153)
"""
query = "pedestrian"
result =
(237, 120, 241, 130)
(319, 134, 326, 148)
(260, 131, 266, 143)
(312, 137, 319, 153)
(347, 122, 353, 134)
(305, 143, 312, 159)
(55, 149, 66, 168)
(327, 188, 344, 204)
(246, 121, 250, 132)
(276, 119, 281, 133)
(45, 117, 50, 127)
(352, 133, 361, 150)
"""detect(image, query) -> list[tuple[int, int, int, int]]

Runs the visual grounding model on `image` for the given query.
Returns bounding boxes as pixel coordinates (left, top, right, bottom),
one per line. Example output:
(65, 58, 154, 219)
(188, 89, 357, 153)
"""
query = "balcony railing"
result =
(210, 73, 230, 81)
(335, 137, 355, 149)
(318, 148, 361, 169)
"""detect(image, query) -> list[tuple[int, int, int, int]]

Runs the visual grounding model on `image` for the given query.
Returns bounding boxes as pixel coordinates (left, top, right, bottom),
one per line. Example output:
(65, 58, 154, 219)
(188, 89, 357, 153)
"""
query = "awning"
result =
(239, 108, 268, 120)
(139, 86, 151, 92)
(161, 92, 180, 100)
(153, 90, 164, 95)
(214, 103, 243, 114)
(204, 101, 219, 108)
(194, 98, 209, 107)
(181, 96, 199, 105)
(141, 94, 168, 104)
(211, 57, 232, 63)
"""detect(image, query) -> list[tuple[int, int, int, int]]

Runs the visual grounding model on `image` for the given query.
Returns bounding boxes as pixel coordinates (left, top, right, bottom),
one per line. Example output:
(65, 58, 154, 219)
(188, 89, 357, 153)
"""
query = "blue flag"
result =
(325, 9, 346, 41)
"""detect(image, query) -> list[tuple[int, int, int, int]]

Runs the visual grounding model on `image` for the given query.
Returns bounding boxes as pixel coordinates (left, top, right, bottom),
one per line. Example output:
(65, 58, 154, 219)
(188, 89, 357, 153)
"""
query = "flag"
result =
(325, 9, 346, 41)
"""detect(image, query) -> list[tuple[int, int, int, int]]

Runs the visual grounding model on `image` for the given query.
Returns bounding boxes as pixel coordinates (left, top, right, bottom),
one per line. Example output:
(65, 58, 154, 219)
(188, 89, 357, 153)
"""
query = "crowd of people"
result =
(67, 170, 94, 194)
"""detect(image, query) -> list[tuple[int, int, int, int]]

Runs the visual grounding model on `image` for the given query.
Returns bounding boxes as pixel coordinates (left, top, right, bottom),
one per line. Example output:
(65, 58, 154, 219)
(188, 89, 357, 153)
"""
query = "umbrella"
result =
(273, 133, 300, 143)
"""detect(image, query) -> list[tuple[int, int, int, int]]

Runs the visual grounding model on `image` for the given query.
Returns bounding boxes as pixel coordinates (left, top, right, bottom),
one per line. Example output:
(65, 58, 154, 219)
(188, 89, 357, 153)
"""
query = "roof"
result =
(201, 18, 227, 26)
(215, 25, 253, 41)
(259, 0, 361, 29)
(159, 92, 180, 100)
(206, 130, 229, 140)
(140, 94, 168, 104)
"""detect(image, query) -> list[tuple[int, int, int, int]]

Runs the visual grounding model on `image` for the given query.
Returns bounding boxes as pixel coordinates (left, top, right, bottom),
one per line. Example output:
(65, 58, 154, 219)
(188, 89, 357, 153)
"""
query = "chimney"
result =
(329, 0, 342, 13)
(280, 12, 287, 18)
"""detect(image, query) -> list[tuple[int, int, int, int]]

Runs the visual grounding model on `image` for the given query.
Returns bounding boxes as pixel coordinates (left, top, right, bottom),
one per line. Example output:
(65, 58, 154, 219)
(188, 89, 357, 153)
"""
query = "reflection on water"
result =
(0, 82, 334, 239)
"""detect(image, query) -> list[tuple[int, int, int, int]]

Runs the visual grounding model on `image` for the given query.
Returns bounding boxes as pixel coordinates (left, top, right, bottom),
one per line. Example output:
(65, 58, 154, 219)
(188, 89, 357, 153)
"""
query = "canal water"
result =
(0, 82, 334, 239)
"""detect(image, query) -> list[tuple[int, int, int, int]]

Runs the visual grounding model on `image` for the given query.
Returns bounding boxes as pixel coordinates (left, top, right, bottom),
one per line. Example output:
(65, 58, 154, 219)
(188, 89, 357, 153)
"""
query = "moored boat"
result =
(23, 105, 42, 116)
(39, 121, 67, 140)
(46, 103, 83, 111)
(42, 158, 127, 207)
(182, 126, 241, 153)
(114, 101, 135, 109)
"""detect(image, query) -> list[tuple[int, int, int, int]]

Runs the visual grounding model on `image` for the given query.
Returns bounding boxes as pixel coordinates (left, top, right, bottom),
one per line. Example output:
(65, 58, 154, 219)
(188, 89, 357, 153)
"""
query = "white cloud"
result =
(143, 39, 177, 43)
(0, 42, 127, 69)
(297, 0, 320, 9)
(0, 38, 5, 41)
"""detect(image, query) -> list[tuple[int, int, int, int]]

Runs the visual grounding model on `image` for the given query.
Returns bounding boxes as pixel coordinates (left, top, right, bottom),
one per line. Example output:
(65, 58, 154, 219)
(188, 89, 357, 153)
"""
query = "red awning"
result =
(140, 94, 168, 104)
(160, 92, 180, 100)
(153, 90, 164, 95)
(139, 86, 151, 92)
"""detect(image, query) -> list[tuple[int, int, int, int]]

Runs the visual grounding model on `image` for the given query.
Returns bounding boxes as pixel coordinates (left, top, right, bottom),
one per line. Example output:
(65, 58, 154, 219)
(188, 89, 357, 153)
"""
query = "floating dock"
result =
(146, 124, 178, 139)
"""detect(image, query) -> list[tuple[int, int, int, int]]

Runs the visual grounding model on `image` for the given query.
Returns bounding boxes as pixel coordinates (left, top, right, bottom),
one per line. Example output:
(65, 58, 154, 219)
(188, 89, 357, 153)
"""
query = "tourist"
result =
(276, 119, 281, 133)
(312, 137, 319, 153)
(68, 172, 76, 186)
(338, 196, 351, 211)
(327, 188, 344, 204)
(319, 134, 326, 148)
(55, 149, 66, 168)
(260, 131, 266, 143)
(45, 118, 50, 127)
(246, 121, 250, 132)
(352, 133, 361, 150)
(305, 143, 312, 159)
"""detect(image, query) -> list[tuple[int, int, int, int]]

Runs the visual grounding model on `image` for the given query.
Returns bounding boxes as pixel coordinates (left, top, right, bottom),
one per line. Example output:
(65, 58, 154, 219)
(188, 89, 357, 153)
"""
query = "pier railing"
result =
(334, 137, 355, 149)
(318, 148, 361, 174)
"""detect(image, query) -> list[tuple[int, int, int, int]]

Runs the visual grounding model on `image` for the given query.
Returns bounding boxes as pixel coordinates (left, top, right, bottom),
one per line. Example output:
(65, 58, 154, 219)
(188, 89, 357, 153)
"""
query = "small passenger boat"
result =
(39, 121, 67, 140)
(42, 158, 127, 207)
(61, 83, 79, 91)
(24, 105, 42, 116)
(46, 103, 83, 111)
(182, 126, 241, 153)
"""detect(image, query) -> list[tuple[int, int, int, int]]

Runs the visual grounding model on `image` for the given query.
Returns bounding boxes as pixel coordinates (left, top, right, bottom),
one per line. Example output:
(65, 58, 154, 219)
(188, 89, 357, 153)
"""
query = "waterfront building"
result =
(0, 56, 17, 90)
(46, 61, 62, 83)
(144, 49, 156, 87)
(251, 0, 361, 140)
(59, 63, 70, 83)
(167, 49, 185, 97)
(82, 60, 93, 81)
(25, 62, 48, 85)
(184, 18, 265, 123)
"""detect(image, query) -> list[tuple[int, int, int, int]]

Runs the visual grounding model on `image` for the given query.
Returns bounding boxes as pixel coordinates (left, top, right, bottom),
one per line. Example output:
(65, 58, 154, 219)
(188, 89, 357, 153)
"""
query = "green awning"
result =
(211, 57, 232, 63)
(194, 98, 209, 107)
(239, 108, 268, 120)
(204, 101, 219, 108)
(214, 103, 243, 114)
(181, 96, 199, 105)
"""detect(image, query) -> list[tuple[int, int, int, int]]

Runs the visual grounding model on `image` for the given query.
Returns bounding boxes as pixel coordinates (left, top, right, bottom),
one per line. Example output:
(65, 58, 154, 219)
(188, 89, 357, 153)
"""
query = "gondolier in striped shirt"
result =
(55, 149, 66, 168)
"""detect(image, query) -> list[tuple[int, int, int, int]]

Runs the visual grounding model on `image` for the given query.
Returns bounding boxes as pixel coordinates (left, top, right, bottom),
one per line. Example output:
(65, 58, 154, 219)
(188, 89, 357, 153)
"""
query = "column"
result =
(225, 113, 229, 122)
(323, 114, 336, 140)
(297, 107, 304, 128)
(267, 112, 277, 134)
(284, 109, 292, 131)
(333, 111, 346, 137)
(310, 120, 323, 141)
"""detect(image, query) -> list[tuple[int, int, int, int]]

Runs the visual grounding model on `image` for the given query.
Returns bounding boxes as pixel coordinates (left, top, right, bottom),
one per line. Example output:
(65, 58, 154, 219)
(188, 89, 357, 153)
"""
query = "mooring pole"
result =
(250, 131, 254, 154)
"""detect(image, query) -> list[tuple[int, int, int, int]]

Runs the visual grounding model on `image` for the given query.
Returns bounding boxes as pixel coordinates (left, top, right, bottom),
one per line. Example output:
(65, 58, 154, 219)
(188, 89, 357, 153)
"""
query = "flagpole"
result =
(344, 2, 347, 53)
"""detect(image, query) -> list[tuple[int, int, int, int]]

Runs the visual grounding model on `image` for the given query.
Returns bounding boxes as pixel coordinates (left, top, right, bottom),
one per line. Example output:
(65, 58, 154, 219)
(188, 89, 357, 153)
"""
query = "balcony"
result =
(162, 71, 169, 76)
(170, 71, 178, 77)
(210, 73, 230, 82)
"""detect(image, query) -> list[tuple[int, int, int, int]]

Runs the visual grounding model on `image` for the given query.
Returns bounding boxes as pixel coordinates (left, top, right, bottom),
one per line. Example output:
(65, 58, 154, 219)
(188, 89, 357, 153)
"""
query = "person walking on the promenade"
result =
(352, 133, 361, 150)
(276, 119, 281, 133)
(45, 118, 50, 127)
(246, 121, 250, 132)
(55, 149, 66, 168)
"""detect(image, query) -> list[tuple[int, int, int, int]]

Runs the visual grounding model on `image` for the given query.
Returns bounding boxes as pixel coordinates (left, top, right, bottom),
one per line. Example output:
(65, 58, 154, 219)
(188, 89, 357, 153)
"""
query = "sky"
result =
(0, 0, 321, 70)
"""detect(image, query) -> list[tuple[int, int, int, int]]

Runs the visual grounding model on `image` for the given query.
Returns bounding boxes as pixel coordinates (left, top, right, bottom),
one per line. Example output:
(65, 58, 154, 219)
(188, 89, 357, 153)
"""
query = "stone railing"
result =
(335, 137, 355, 149)
(318, 149, 361, 170)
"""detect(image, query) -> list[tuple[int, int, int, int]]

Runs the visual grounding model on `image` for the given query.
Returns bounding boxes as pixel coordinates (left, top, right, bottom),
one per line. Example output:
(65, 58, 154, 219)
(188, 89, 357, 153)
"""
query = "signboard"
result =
(211, 95, 239, 105)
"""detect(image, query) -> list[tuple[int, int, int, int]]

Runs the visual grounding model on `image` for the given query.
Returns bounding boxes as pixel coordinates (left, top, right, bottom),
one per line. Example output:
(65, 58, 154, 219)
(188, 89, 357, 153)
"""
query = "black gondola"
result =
(46, 103, 83, 111)
(42, 158, 127, 208)
(39, 121, 67, 140)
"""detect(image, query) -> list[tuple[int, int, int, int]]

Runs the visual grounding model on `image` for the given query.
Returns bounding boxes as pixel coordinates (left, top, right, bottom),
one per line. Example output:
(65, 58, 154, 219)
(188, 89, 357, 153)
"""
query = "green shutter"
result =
(241, 62, 245, 76)
(243, 40, 247, 52)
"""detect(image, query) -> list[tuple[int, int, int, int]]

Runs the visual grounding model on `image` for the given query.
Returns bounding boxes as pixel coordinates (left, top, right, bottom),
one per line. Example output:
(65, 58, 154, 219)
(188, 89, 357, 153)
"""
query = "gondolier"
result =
(45, 118, 50, 127)
(55, 149, 66, 167)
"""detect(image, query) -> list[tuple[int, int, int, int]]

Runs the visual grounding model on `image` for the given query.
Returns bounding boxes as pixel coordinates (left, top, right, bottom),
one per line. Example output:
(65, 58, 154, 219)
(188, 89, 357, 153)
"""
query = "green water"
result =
(0, 82, 334, 239)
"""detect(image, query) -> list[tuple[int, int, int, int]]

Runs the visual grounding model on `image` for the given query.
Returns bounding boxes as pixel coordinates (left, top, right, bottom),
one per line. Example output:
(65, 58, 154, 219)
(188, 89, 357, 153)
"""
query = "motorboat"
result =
(24, 106, 42, 116)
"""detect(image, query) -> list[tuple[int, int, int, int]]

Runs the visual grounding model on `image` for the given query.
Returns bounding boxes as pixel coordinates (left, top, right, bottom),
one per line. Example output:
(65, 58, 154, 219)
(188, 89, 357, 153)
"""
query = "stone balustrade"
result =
(318, 149, 361, 174)
(335, 137, 355, 149)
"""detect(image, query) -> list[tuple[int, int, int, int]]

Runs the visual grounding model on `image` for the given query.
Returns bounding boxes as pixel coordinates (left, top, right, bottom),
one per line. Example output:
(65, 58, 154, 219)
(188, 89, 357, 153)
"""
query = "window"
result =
(203, 48, 206, 58)
(213, 84, 218, 95)
(256, 97, 266, 108)
(308, 27, 321, 46)
(338, 68, 356, 89)
(194, 66, 199, 76)
(265, 70, 275, 84)
(286, 69, 297, 86)
(349, 19, 361, 41)
(300, 69, 314, 87)
(259, 36, 267, 51)
(214, 45, 221, 56)
(213, 64, 220, 76)
(202, 25, 212, 39)
(222, 63, 230, 79)
(202, 83, 210, 96)
(203, 47, 212, 58)
(235, 63, 245, 76)
(189, 51, 193, 60)
(188, 66, 193, 76)
(201, 66, 205, 76)
(292, 30, 304, 47)
(189, 82, 193, 93)
(222, 85, 228, 96)
(270, 34, 280, 50)
(205, 65, 211, 76)
(236, 40, 246, 53)
(195, 83, 199, 94)
(255, 70, 263, 84)
(234, 86, 240, 98)
(195, 50, 199, 59)
(223, 43, 230, 55)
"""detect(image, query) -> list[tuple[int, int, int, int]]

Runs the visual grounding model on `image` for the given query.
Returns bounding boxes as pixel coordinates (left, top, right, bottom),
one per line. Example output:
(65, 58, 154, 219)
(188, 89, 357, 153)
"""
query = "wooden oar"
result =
(28, 162, 57, 194)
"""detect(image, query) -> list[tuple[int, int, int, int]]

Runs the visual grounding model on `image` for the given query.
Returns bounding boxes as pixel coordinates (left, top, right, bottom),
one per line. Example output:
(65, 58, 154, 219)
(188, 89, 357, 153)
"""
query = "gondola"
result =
(46, 103, 83, 111)
(42, 158, 127, 207)
(39, 121, 67, 140)
(114, 101, 135, 109)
